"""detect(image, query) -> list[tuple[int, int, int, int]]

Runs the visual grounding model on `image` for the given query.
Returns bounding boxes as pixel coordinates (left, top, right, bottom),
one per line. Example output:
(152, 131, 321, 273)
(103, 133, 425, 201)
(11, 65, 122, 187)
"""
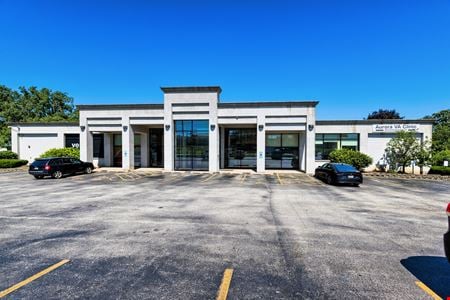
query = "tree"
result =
(384, 131, 420, 173)
(424, 109, 450, 152)
(0, 85, 78, 149)
(367, 109, 403, 119)
(416, 139, 432, 174)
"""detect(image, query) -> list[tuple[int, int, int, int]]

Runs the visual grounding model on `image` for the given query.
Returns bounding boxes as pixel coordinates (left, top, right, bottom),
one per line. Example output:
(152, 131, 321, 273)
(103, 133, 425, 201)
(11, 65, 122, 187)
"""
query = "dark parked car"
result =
(315, 163, 363, 186)
(29, 157, 94, 179)
(445, 203, 450, 262)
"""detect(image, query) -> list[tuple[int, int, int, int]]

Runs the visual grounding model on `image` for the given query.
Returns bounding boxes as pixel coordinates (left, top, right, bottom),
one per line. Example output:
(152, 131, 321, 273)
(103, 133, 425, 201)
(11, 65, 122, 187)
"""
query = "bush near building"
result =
(328, 149, 373, 170)
(428, 166, 450, 175)
(431, 150, 450, 167)
(0, 159, 28, 168)
(0, 150, 18, 159)
(39, 147, 80, 159)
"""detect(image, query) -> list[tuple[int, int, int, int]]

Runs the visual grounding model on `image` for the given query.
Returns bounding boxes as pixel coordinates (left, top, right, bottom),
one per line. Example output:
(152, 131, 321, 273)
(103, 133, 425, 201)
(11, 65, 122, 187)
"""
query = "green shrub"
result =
(0, 159, 28, 168)
(39, 147, 80, 159)
(428, 166, 450, 175)
(329, 149, 373, 170)
(0, 150, 18, 159)
(431, 150, 450, 166)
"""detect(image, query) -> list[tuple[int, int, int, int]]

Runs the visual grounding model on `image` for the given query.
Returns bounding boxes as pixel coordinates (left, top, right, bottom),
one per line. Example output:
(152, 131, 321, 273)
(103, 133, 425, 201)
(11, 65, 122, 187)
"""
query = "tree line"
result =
(0, 85, 78, 148)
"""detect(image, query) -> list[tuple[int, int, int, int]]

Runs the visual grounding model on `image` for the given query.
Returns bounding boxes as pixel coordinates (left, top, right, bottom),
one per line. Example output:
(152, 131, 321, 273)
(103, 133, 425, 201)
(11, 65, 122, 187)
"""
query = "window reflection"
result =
(174, 120, 209, 170)
(265, 133, 299, 169)
(224, 128, 257, 169)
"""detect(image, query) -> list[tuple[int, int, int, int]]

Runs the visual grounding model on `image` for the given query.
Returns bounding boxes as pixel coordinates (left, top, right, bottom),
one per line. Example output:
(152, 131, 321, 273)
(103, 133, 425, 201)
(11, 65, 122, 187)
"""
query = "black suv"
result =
(29, 157, 94, 179)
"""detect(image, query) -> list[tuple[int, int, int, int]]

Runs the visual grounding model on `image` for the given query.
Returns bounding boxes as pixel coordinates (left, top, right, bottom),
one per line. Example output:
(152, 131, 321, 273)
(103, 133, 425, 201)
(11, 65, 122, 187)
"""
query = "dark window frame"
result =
(315, 133, 360, 160)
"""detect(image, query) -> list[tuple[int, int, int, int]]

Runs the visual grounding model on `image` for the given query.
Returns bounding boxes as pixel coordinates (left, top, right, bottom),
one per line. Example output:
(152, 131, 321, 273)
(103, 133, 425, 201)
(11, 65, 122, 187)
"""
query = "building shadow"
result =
(400, 256, 450, 298)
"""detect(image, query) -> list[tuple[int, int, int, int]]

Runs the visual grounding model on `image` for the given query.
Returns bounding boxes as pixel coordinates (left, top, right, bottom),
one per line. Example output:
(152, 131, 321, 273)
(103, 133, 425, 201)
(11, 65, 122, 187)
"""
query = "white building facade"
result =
(9, 86, 434, 174)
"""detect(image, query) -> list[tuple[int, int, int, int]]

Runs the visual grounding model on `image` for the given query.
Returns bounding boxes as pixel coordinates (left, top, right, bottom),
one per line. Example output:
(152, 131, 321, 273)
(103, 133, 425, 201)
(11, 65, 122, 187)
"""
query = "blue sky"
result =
(0, 0, 449, 119)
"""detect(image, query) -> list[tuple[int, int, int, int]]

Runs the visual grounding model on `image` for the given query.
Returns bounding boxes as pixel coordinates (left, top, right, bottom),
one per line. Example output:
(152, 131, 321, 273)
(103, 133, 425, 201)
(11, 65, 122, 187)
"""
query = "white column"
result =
(299, 131, 306, 172)
(209, 123, 219, 172)
(104, 133, 113, 167)
(80, 122, 93, 163)
(220, 126, 225, 169)
(57, 132, 65, 148)
(122, 117, 134, 170)
(141, 131, 149, 167)
(256, 117, 266, 173)
(305, 110, 316, 174)
(11, 127, 19, 153)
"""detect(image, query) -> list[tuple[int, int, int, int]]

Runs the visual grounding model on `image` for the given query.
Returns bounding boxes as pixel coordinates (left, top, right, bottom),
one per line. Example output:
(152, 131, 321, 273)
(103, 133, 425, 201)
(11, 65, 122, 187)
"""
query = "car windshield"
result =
(334, 164, 358, 172)
(32, 160, 49, 167)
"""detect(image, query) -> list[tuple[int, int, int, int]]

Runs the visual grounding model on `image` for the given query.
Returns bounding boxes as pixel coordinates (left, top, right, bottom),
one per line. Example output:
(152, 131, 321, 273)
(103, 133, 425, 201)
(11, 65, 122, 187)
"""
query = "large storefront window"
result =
(113, 134, 122, 167)
(315, 133, 359, 160)
(265, 133, 299, 169)
(174, 120, 209, 170)
(224, 128, 257, 169)
(93, 134, 104, 158)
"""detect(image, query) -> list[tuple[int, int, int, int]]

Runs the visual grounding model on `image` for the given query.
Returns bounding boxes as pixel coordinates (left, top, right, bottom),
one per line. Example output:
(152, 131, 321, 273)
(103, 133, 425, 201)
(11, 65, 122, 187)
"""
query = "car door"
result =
(62, 158, 73, 174)
(70, 158, 84, 173)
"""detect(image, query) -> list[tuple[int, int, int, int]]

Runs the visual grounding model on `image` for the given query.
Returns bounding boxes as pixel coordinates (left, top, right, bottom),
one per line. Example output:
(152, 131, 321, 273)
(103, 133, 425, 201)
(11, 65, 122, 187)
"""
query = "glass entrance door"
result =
(265, 133, 299, 169)
(224, 128, 257, 169)
(174, 120, 209, 170)
(149, 128, 164, 167)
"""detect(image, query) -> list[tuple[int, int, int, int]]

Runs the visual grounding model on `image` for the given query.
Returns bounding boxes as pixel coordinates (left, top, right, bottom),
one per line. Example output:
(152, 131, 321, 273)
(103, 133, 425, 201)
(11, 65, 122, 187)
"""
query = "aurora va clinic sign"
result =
(372, 124, 420, 133)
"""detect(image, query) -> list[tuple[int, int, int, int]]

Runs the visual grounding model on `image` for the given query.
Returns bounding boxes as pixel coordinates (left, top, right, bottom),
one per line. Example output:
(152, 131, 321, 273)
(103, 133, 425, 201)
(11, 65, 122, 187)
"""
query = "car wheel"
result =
(85, 167, 92, 174)
(51, 170, 63, 179)
(326, 175, 333, 185)
(34, 175, 43, 179)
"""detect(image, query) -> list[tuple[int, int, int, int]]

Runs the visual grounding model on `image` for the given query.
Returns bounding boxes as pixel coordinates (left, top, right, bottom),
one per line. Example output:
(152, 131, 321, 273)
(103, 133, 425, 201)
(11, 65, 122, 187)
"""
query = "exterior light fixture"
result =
(165, 124, 170, 131)
(123, 125, 128, 132)
(210, 124, 216, 131)
(80, 126, 86, 132)
(308, 124, 314, 131)
(258, 124, 264, 131)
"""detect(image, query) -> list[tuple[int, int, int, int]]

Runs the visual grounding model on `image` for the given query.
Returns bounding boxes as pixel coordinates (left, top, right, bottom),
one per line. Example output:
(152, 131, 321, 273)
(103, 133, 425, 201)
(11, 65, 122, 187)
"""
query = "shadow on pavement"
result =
(401, 256, 450, 298)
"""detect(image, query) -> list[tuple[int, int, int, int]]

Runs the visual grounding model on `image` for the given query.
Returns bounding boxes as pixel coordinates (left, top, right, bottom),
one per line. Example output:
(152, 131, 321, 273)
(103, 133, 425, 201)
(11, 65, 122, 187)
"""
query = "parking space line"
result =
(275, 173, 283, 185)
(0, 259, 70, 298)
(415, 281, 442, 300)
(240, 173, 247, 183)
(202, 173, 218, 182)
(216, 268, 233, 300)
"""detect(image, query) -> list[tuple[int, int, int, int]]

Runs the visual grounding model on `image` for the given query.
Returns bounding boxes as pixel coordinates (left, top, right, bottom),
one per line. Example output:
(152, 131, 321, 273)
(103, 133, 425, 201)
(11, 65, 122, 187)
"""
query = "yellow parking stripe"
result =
(240, 173, 247, 183)
(216, 268, 233, 300)
(415, 281, 442, 300)
(275, 173, 283, 185)
(0, 259, 70, 298)
(202, 173, 218, 182)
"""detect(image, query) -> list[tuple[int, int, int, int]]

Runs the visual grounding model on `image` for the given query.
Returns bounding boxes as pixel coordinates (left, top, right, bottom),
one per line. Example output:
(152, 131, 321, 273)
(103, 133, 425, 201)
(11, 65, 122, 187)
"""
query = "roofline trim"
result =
(8, 122, 79, 127)
(77, 104, 164, 110)
(316, 119, 435, 125)
(219, 101, 319, 108)
(161, 86, 222, 94)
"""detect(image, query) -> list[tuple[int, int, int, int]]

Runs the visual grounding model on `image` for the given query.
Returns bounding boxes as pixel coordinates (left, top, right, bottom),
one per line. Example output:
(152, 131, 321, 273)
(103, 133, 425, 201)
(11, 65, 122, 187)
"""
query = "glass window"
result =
(93, 134, 104, 158)
(315, 134, 359, 160)
(265, 133, 299, 170)
(65, 134, 80, 148)
(174, 120, 209, 170)
(224, 128, 257, 169)
(149, 128, 164, 167)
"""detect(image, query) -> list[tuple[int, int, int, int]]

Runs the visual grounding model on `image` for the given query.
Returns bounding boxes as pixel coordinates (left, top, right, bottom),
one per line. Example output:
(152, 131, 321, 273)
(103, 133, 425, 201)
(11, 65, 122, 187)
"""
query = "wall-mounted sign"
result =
(372, 124, 420, 133)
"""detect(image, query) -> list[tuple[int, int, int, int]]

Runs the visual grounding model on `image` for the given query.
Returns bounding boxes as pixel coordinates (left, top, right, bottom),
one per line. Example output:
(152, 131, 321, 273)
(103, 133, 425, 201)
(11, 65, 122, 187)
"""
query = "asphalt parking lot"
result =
(0, 170, 449, 299)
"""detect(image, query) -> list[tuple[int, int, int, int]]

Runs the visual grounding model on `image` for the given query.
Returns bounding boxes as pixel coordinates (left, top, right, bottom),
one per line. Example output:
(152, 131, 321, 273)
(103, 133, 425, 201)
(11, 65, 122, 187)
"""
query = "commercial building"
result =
(9, 86, 434, 173)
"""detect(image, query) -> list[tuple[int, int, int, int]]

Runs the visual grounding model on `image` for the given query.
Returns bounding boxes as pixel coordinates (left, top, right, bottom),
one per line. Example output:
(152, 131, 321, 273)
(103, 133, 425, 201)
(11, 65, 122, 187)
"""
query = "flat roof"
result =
(77, 104, 164, 110)
(161, 86, 222, 94)
(219, 101, 319, 108)
(8, 122, 79, 127)
(316, 119, 435, 125)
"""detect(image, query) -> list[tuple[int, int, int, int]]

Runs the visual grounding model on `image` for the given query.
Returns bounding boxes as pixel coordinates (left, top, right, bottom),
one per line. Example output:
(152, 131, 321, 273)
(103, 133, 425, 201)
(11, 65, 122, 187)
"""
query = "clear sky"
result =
(1, 0, 449, 119)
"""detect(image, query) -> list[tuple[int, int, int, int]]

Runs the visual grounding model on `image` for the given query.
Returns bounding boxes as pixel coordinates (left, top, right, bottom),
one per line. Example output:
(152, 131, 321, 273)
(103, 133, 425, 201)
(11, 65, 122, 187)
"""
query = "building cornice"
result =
(219, 101, 319, 108)
(77, 104, 164, 110)
(161, 86, 222, 94)
(316, 119, 435, 125)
